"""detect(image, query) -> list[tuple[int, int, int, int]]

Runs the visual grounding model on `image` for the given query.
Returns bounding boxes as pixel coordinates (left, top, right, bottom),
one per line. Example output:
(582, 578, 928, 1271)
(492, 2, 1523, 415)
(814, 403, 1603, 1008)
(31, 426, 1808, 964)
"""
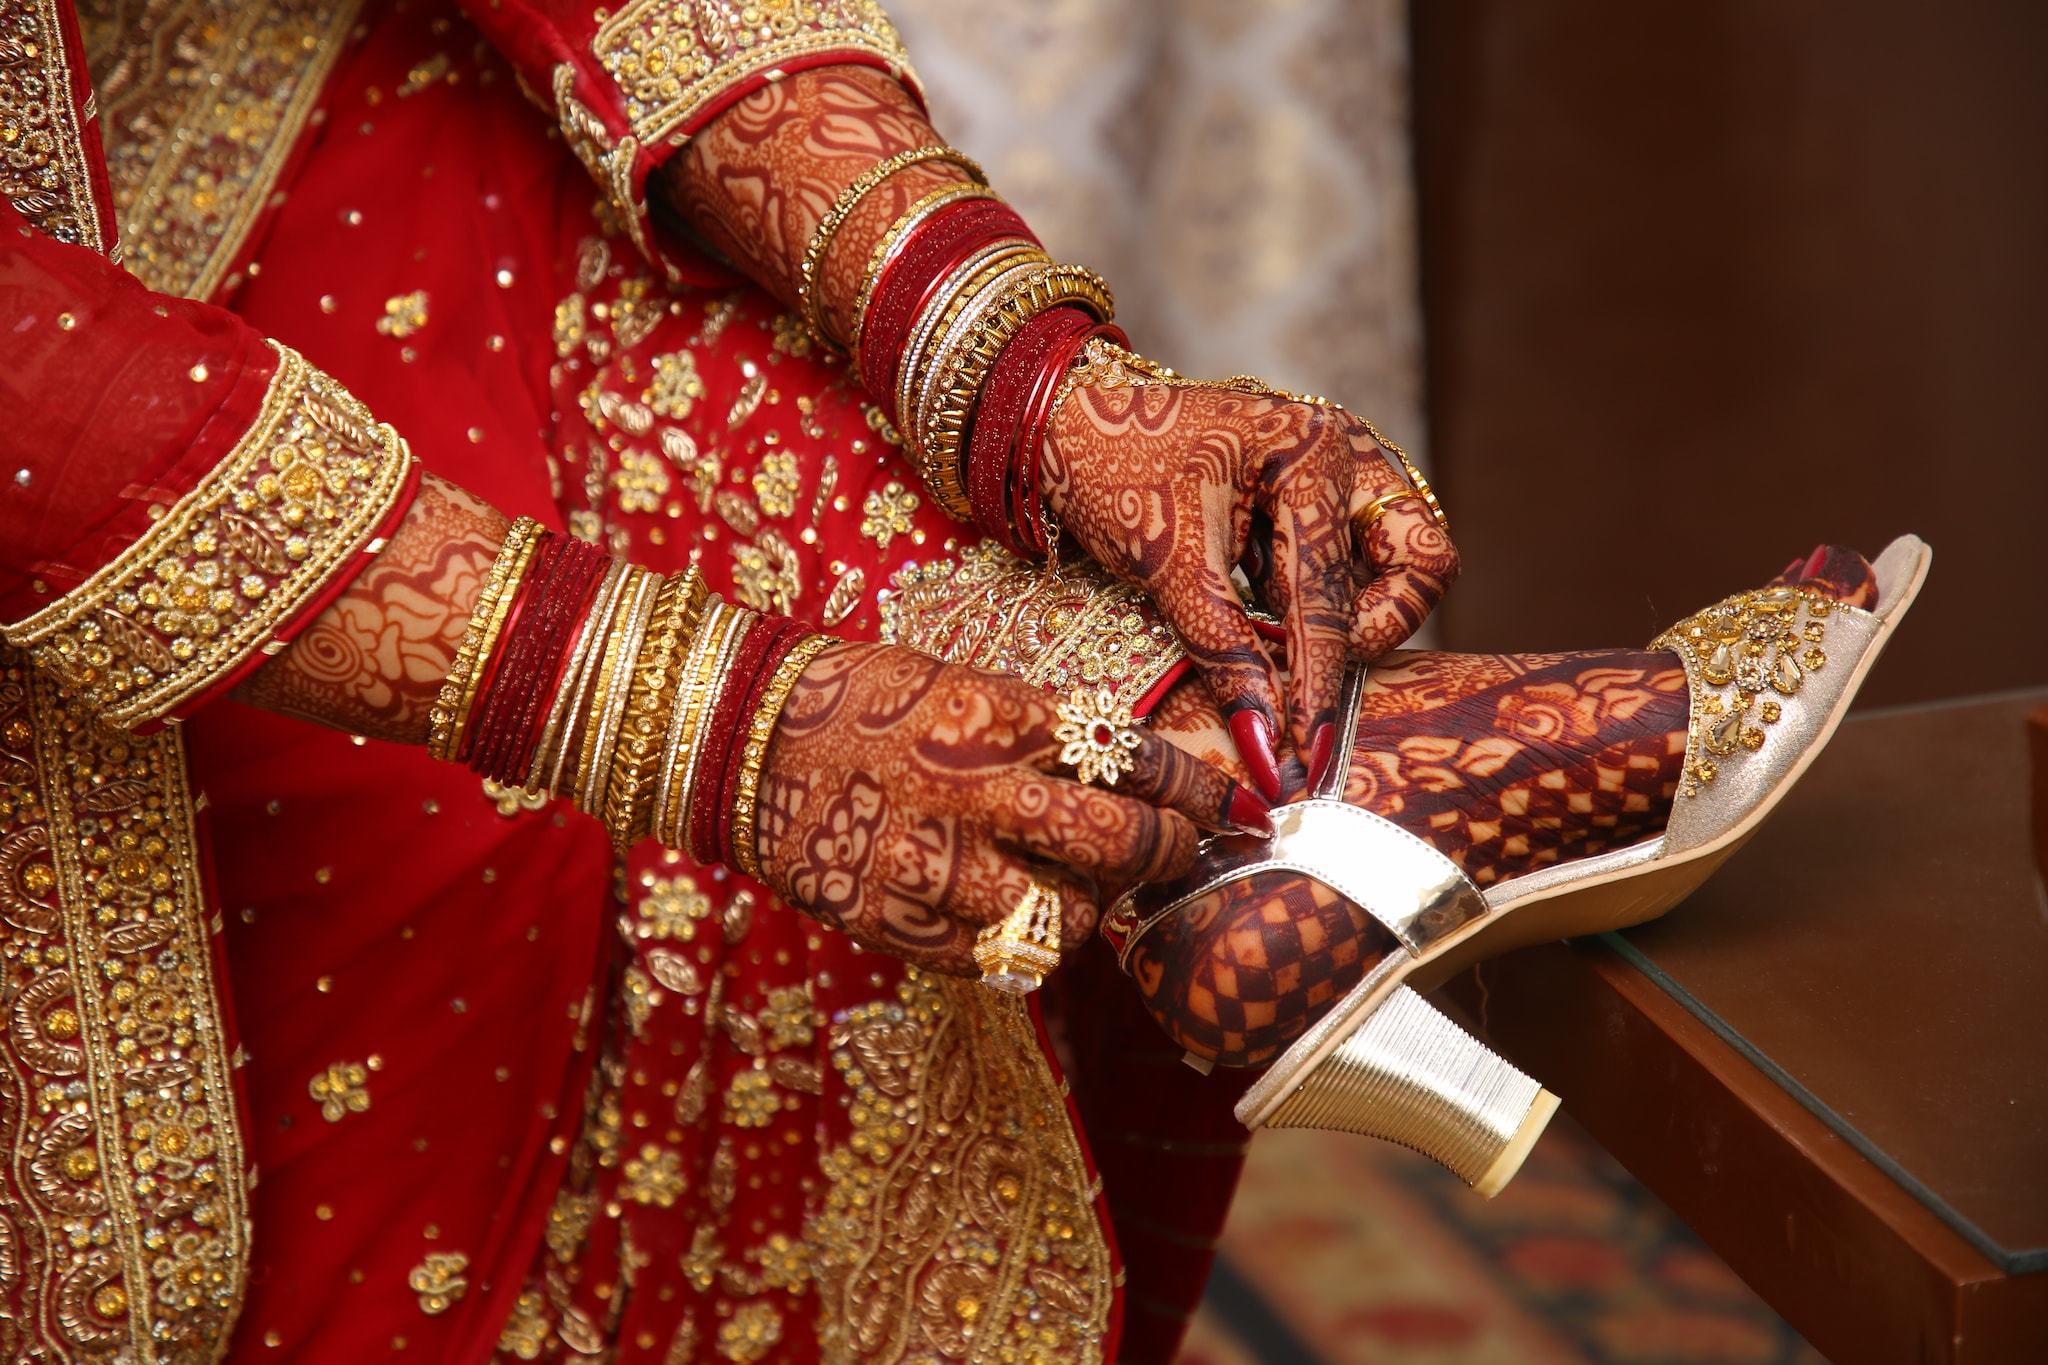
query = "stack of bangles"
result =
(426, 520, 831, 871)
(793, 142, 1125, 559)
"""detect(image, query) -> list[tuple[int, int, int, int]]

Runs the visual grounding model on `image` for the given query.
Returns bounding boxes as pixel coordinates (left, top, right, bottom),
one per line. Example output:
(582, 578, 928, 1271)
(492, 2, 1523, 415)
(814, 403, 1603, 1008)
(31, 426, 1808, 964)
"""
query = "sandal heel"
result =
(1259, 985, 1560, 1197)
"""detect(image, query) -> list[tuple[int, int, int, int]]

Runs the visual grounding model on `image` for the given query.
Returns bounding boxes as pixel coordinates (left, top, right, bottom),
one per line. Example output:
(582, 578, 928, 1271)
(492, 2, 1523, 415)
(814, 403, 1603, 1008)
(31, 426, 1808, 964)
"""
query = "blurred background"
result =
(892, 0, 2046, 709)
(888, 2, 2047, 1362)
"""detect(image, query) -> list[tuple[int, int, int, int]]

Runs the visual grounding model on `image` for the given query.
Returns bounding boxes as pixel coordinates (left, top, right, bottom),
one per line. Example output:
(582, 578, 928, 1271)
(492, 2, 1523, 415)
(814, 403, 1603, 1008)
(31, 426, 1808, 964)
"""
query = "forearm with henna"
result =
(657, 65, 973, 342)
(234, 474, 506, 743)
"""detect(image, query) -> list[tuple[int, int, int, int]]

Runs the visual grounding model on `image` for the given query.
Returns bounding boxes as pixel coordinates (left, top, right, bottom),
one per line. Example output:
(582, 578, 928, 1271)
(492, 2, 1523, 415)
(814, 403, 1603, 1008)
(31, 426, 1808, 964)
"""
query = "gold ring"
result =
(1052, 686, 1142, 787)
(1344, 411, 1451, 538)
(974, 881, 1063, 994)
(1349, 489, 1424, 541)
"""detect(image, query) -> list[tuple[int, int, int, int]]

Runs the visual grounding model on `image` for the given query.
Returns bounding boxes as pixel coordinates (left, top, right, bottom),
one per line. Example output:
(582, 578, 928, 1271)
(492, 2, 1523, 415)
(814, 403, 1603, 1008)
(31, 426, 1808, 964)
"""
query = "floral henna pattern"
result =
(236, 474, 506, 744)
(658, 65, 973, 341)
(754, 641, 1242, 976)
(1043, 386, 1460, 800)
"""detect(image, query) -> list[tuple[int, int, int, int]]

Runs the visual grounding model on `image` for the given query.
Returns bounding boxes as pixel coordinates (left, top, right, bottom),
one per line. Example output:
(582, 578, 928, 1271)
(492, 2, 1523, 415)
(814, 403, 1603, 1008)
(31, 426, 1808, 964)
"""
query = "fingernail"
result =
(1226, 710, 1283, 802)
(1306, 721, 1337, 792)
(1227, 784, 1274, 835)
(1800, 544, 1830, 580)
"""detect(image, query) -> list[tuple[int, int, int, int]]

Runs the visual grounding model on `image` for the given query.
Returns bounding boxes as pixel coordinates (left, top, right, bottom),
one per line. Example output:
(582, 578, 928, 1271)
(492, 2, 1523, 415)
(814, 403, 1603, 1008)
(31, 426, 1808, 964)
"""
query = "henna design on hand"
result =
(236, 474, 507, 744)
(1042, 387, 1460, 799)
(658, 65, 973, 343)
(752, 641, 1239, 975)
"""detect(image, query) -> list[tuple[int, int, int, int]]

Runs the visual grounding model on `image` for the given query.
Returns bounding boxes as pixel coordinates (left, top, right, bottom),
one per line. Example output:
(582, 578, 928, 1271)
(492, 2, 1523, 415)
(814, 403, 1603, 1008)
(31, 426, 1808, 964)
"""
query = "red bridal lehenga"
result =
(0, 2, 1240, 1362)
(0, 3, 1933, 1364)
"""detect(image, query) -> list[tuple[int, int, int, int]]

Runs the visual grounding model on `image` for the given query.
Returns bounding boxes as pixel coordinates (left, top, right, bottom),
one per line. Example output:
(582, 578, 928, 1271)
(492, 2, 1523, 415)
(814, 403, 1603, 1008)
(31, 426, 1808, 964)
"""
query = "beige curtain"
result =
(889, 0, 1427, 461)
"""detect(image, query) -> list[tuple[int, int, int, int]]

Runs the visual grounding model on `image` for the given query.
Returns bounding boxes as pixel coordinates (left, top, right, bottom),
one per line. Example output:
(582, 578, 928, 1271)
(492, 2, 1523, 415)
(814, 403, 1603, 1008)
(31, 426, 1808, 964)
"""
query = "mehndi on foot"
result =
(1109, 537, 1930, 1194)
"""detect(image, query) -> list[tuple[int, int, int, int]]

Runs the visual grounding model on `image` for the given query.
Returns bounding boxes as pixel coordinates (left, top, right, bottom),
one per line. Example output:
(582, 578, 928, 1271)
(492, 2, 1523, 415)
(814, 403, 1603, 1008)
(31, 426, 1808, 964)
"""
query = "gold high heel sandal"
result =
(1108, 536, 1932, 1196)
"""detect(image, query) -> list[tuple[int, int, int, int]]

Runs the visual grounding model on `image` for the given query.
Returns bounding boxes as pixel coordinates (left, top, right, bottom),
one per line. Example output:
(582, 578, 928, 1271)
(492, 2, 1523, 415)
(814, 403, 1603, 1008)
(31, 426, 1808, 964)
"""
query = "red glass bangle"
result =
(467, 533, 611, 783)
(965, 306, 1096, 555)
(707, 617, 817, 868)
(458, 531, 555, 767)
(499, 536, 612, 783)
(859, 198, 1037, 416)
(1010, 320, 1128, 558)
(685, 612, 780, 864)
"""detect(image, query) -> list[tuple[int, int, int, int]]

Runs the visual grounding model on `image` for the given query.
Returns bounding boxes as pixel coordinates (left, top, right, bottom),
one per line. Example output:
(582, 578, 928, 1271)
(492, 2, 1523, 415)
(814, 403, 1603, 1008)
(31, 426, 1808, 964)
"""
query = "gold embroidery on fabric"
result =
(2, 342, 416, 728)
(1, 0, 112, 251)
(551, 62, 658, 268)
(408, 1251, 470, 1314)
(730, 529, 801, 615)
(620, 1142, 686, 1206)
(1652, 585, 1835, 796)
(308, 1060, 371, 1121)
(377, 291, 430, 339)
(879, 544, 1185, 704)
(751, 452, 800, 519)
(820, 567, 865, 628)
(634, 871, 713, 941)
(78, 0, 365, 299)
(808, 972, 1113, 1365)
(858, 482, 919, 553)
(647, 350, 706, 418)
(590, 0, 916, 153)
(0, 649, 252, 1359)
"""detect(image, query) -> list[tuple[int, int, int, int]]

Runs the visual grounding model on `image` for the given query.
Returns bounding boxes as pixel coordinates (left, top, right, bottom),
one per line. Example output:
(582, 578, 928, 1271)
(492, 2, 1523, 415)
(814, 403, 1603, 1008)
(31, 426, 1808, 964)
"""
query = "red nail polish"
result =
(1227, 710, 1283, 802)
(1227, 785, 1274, 835)
(1306, 721, 1336, 792)
(1801, 544, 1830, 581)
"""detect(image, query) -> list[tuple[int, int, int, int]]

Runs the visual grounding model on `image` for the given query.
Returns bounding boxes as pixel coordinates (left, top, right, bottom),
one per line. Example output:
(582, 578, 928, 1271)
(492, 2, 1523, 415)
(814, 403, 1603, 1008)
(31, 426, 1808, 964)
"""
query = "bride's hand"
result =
(753, 642, 1247, 975)
(1041, 384, 1457, 801)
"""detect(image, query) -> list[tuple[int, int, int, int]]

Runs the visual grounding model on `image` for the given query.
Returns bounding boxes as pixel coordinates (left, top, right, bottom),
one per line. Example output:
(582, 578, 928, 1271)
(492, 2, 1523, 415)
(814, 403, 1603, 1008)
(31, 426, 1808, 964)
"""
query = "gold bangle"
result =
(654, 600, 749, 851)
(603, 568, 706, 850)
(652, 595, 727, 848)
(426, 516, 542, 762)
(730, 633, 833, 880)
(527, 557, 630, 796)
(893, 239, 1048, 454)
(576, 566, 659, 815)
(797, 144, 987, 354)
(675, 606, 756, 861)
(848, 181, 1000, 372)
(917, 262, 1116, 521)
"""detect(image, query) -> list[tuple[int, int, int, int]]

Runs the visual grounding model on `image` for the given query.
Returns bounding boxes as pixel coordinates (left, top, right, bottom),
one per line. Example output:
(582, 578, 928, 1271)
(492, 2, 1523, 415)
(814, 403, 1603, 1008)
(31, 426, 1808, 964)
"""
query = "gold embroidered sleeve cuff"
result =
(2, 342, 419, 730)
(550, 1, 921, 275)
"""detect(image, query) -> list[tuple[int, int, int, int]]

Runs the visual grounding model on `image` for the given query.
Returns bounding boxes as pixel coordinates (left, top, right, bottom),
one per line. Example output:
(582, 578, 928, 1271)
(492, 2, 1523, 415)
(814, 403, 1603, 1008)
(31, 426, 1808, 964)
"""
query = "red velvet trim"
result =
(857, 199, 1037, 417)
